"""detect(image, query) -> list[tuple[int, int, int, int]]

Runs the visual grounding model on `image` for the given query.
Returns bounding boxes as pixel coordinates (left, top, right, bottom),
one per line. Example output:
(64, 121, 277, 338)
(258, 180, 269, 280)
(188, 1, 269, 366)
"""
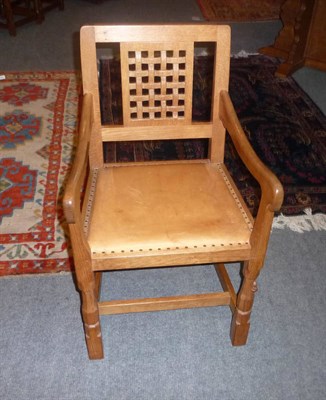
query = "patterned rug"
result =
(0, 71, 80, 276)
(197, 0, 283, 22)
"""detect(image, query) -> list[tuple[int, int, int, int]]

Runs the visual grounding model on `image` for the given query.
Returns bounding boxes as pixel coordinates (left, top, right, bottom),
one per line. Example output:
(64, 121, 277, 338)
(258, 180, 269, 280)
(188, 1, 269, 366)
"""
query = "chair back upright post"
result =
(79, 24, 231, 167)
(80, 26, 104, 169)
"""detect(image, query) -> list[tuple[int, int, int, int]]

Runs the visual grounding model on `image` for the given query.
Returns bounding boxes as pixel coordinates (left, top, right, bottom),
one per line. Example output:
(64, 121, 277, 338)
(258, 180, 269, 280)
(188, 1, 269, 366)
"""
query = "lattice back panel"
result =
(120, 43, 194, 126)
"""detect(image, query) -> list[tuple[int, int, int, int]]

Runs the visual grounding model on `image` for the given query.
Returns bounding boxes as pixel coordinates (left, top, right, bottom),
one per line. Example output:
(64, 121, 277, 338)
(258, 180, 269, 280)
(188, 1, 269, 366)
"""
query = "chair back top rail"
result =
(92, 24, 230, 43)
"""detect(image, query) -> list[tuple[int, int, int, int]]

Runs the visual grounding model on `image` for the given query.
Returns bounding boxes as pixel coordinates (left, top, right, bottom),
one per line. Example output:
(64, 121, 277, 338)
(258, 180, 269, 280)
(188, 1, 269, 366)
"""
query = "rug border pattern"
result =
(0, 71, 79, 276)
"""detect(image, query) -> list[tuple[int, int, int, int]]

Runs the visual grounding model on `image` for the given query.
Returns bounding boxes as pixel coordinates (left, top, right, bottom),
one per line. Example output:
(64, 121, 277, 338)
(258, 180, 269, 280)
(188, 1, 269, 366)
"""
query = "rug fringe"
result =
(272, 208, 326, 233)
(232, 50, 258, 58)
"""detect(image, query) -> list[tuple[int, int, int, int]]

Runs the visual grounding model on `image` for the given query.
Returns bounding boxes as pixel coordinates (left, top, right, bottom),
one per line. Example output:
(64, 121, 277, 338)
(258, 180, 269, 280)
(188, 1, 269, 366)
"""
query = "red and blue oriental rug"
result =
(0, 56, 325, 275)
(196, 0, 283, 22)
(0, 71, 80, 276)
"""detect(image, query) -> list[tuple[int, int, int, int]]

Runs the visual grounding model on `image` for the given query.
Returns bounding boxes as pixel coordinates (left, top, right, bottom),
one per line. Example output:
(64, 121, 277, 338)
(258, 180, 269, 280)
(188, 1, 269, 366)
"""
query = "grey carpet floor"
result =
(1, 230, 325, 400)
(0, 0, 282, 71)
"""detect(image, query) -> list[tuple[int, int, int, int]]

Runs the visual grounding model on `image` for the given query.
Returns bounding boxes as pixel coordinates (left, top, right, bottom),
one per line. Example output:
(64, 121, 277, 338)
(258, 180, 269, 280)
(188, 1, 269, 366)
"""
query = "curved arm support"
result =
(219, 90, 284, 264)
(63, 93, 94, 225)
(219, 90, 284, 213)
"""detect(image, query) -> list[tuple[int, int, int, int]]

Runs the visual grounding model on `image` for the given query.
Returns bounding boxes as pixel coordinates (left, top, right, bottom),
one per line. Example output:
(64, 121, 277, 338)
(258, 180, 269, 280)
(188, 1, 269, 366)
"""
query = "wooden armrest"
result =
(219, 90, 284, 212)
(63, 93, 93, 224)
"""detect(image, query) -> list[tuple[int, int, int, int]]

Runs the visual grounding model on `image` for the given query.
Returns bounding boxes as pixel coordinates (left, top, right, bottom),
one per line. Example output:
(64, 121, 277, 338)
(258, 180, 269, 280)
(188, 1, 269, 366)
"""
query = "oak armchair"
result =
(63, 24, 283, 359)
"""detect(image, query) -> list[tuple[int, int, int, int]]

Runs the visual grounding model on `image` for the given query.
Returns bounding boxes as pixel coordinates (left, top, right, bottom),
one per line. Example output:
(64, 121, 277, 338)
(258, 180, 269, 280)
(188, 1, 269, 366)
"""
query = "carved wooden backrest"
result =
(80, 25, 231, 167)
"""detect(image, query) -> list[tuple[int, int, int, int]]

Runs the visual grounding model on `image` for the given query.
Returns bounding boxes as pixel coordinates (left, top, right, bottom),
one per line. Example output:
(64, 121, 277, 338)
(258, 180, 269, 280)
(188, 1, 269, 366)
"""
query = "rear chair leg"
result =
(231, 261, 260, 346)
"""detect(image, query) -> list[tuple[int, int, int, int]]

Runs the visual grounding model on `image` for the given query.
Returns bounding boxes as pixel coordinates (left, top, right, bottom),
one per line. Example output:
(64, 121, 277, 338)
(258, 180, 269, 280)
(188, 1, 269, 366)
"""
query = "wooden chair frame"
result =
(0, 0, 40, 36)
(64, 24, 283, 359)
(0, 0, 64, 35)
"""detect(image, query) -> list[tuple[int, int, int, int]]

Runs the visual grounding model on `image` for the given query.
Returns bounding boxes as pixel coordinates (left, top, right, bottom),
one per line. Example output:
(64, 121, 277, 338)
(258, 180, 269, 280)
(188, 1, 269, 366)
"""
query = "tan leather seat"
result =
(88, 162, 252, 260)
